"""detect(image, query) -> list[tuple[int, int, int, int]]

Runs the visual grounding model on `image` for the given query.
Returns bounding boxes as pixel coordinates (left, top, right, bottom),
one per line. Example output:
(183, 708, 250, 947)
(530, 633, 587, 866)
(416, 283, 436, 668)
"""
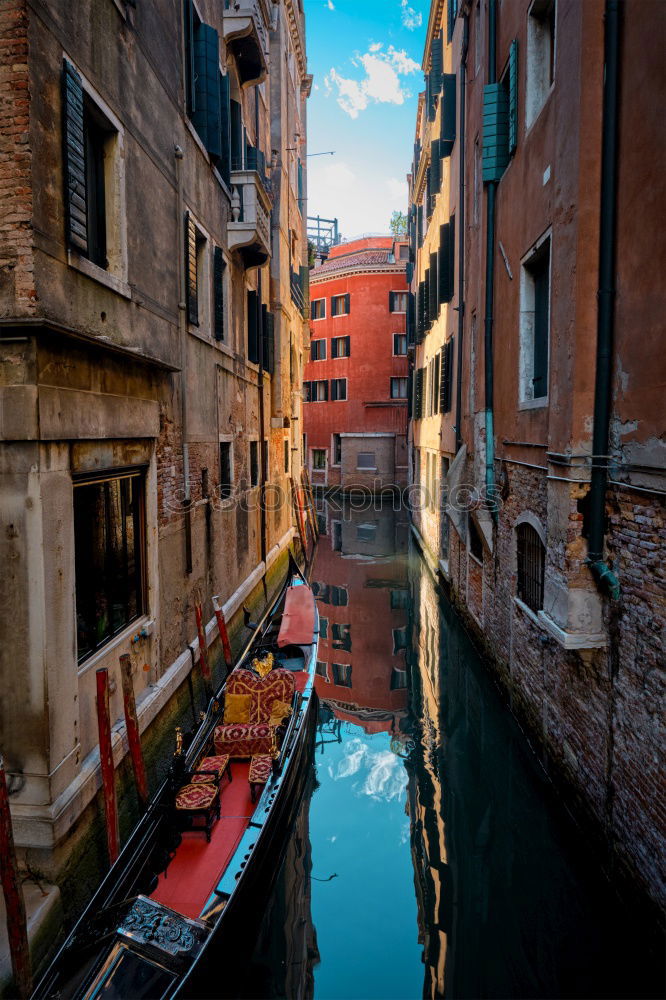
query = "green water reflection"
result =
(242, 500, 661, 1000)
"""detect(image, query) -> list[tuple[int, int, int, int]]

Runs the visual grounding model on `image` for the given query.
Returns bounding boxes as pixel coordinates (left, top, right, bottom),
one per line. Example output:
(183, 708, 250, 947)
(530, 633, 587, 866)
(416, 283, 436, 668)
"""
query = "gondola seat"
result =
(213, 668, 295, 759)
(175, 781, 221, 842)
(249, 754, 273, 802)
(191, 754, 232, 785)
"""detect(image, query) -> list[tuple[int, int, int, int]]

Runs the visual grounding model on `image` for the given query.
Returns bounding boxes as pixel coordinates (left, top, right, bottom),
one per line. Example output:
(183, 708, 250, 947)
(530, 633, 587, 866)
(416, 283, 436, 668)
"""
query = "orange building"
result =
(303, 237, 409, 492)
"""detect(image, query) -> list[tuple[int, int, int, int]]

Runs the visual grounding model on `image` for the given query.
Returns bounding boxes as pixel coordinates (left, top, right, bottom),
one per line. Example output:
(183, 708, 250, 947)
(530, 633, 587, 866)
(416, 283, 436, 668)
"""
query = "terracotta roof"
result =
(313, 249, 397, 274)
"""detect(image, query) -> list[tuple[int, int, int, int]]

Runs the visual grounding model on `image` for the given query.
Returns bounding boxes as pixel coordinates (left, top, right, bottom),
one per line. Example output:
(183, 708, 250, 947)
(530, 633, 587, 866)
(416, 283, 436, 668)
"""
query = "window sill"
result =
(513, 596, 544, 629)
(518, 395, 549, 411)
(537, 610, 608, 650)
(77, 615, 155, 677)
(332, 313, 349, 319)
(356, 467, 377, 472)
(67, 251, 131, 299)
(468, 551, 483, 568)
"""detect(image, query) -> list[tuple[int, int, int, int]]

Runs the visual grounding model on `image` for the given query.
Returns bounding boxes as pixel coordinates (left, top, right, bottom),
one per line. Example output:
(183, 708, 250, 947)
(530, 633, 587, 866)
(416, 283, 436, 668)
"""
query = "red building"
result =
(303, 237, 409, 491)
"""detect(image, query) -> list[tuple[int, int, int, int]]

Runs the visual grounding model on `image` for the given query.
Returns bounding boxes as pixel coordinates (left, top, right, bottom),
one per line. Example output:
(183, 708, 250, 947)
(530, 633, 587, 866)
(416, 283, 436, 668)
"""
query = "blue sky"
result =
(304, 0, 429, 239)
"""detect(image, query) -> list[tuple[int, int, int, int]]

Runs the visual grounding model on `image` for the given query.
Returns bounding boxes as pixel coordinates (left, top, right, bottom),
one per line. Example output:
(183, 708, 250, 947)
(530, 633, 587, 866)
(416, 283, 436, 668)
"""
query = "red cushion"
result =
(249, 755, 273, 784)
(175, 783, 218, 810)
(191, 755, 229, 784)
(225, 668, 295, 724)
(213, 723, 274, 759)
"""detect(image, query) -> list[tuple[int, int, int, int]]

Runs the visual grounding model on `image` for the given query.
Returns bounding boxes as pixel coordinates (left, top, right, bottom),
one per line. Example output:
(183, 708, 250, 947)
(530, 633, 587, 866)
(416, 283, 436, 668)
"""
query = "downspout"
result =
(587, 0, 621, 600)
(454, 13, 469, 453)
(483, 0, 498, 517)
(175, 144, 193, 574)
(258, 269, 268, 565)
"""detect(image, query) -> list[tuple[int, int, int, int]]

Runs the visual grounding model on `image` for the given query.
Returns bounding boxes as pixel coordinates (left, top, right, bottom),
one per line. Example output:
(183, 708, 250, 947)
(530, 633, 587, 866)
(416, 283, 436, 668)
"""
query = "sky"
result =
(303, 0, 429, 240)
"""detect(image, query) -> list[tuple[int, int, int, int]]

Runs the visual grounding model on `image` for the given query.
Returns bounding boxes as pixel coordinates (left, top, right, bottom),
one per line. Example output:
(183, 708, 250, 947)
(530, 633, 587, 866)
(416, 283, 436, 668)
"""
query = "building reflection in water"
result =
(312, 496, 411, 742)
(406, 542, 662, 1000)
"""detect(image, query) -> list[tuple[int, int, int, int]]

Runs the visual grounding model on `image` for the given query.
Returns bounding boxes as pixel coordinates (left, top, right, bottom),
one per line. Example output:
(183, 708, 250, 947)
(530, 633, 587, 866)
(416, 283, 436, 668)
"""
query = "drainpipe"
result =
(175, 144, 193, 574)
(454, 13, 469, 453)
(258, 269, 268, 565)
(483, 0, 498, 517)
(587, 0, 621, 600)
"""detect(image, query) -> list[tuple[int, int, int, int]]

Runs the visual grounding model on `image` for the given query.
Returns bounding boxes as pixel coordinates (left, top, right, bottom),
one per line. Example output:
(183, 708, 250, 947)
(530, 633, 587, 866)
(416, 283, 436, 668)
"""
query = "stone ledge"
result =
(537, 610, 608, 649)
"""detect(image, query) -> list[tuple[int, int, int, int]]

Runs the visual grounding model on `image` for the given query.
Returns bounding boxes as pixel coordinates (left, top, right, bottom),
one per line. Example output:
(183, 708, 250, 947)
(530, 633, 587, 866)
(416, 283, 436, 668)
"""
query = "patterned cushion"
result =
(269, 699, 292, 727)
(223, 693, 251, 724)
(175, 782, 218, 810)
(226, 668, 295, 724)
(214, 723, 274, 759)
(191, 755, 229, 784)
(249, 755, 273, 784)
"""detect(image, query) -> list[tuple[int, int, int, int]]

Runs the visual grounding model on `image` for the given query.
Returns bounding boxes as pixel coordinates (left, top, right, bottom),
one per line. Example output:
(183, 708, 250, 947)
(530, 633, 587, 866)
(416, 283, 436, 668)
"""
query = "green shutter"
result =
(184, 0, 196, 116)
(431, 37, 443, 96)
(483, 83, 509, 182)
(448, 215, 455, 301)
(213, 245, 225, 340)
(430, 140, 441, 208)
(508, 39, 518, 156)
(247, 289, 259, 364)
(429, 252, 438, 322)
(440, 73, 456, 156)
(417, 205, 423, 248)
(424, 268, 430, 329)
(438, 223, 450, 303)
(220, 72, 231, 185)
(299, 265, 310, 319)
(62, 61, 88, 254)
(185, 211, 198, 325)
(192, 24, 222, 157)
(447, 0, 454, 42)
(407, 292, 415, 345)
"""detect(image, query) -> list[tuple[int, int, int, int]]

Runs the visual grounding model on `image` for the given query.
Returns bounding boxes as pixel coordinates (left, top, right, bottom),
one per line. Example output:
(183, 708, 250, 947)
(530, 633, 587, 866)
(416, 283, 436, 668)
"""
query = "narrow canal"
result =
(238, 500, 661, 1000)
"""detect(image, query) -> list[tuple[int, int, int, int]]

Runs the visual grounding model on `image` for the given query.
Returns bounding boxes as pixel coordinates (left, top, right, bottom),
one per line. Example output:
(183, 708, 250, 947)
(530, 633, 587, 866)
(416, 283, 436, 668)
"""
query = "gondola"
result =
(32, 553, 319, 1000)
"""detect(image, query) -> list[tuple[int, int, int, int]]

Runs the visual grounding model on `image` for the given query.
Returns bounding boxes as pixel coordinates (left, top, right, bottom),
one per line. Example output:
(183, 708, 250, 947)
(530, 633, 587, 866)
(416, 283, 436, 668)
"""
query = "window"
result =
(306, 380, 328, 402)
(247, 288, 259, 364)
(332, 624, 351, 652)
(357, 523, 376, 542)
(332, 662, 352, 687)
(516, 522, 546, 612)
(316, 660, 329, 681)
(389, 291, 408, 313)
(390, 589, 410, 609)
(468, 515, 483, 562)
(311, 298, 326, 320)
(331, 336, 350, 359)
(332, 433, 342, 465)
(391, 377, 408, 399)
(390, 666, 408, 690)
(312, 449, 326, 470)
(357, 452, 376, 470)
(331, 378, 347, 401)
(74, 470, 145, 662)
(213, 247, 227, 340)
(310, 339, 326, 361)
(398, 244, 409, 260)
(62, 61, 125, 279)
(332, 520, 342, 551)
(526, 0, 556, 127)
(393, 334, 407, 355)
(319, 617, 328, 639)
(520, 236, 550, 403)
(249, 441, 259, 487)
(331, 294, 350, 316)
(392, 626, 408, 654)
(331, 586, 348, 607)
(219, 441, 233, 500)
(317, 513, 327, 535)
(284, 439, 290, 474)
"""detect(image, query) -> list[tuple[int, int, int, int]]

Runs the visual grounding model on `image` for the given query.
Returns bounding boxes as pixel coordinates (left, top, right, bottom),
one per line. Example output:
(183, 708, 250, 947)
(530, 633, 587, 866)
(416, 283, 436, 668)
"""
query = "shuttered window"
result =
(62, 61, 88, 254)
(414, 367, 424, 420)
(424, 269, 430, 330)
(331, 294, 350, 316)
(311, 298, 326, 320)
(483, 83, 510, 182)
(213, 246, 225, 340)
(302, 381, 312, 402)
(441, 73, 457, 156)
(433, 351, 441, 414)
(440, 338, 454, 412)
(430, 36, 443, 100)
(219, 72, 232, 184)
(262, 310, 275, 374)
(448, 215, 456, 298)
(532, 251, 550, 398)
(247, 289, 259, 364)
(184, 1, 223, 158)
(516, 523, 545, 612)
(438, 223, 451, 304)
(331, 378, 347, 401)
(417, 282, 426, 341)
(407, 292, 416, 345)
(185, 211, 198, 325)
(430, 140, 441, 210)
(447, 0, 455, 42)
(429, 252, 439, 323)
(389, 291, 408, 312)
(331, 336, 350, 359)
(508, 39, 518, 156)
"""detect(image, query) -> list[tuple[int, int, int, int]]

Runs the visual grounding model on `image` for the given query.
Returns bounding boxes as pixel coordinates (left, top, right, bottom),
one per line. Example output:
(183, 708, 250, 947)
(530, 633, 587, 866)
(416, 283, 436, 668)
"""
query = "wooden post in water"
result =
(0, 755, 32, 999)
(301, 468, 319, 540)
(290, 477, 307, 557)
(95, 669, 119, 864)
(194, 603, 212, 693)
(212, 596, 233, 670)
(119, 655, 148, 812)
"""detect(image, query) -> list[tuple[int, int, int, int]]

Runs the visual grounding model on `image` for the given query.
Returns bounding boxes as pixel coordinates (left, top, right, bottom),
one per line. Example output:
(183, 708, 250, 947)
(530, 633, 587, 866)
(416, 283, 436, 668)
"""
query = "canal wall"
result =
(410, 517, 665, 927)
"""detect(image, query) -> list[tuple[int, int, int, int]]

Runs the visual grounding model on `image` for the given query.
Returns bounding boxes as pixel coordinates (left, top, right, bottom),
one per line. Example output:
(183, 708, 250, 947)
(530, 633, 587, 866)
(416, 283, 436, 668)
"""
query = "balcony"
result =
(228, 146, 272, 267)
(223, 0, 270, 86)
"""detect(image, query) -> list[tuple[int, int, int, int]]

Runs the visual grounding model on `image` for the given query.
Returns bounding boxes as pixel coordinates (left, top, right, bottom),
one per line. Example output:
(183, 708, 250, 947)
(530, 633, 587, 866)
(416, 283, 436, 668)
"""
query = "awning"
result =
(277, 585, 316, 648)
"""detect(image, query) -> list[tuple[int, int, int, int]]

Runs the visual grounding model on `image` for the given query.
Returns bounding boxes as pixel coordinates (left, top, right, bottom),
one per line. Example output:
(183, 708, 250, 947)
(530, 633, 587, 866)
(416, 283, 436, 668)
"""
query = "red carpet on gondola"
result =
(151, 762, 254, 920)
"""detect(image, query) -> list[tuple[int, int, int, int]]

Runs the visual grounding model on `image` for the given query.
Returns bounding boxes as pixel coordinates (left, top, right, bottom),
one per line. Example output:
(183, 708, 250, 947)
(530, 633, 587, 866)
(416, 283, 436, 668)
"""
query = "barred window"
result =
(516, 522, 545, 612)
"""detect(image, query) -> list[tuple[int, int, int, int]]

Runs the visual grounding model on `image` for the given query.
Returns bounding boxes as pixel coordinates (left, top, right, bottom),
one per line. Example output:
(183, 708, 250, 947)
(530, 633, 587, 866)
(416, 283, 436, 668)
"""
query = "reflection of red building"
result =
(311, 501, 410, 735)
(304, 237, 409, 492)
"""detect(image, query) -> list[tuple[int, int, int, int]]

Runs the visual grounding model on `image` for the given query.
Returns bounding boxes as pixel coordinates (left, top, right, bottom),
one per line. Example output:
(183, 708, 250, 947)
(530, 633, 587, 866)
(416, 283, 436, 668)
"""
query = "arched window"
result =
(516, 522, 545, 612)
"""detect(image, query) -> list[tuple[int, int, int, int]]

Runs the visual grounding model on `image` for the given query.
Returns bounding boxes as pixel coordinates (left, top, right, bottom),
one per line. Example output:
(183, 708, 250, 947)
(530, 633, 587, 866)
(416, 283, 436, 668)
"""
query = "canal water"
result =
(239, 500, 661, 1000)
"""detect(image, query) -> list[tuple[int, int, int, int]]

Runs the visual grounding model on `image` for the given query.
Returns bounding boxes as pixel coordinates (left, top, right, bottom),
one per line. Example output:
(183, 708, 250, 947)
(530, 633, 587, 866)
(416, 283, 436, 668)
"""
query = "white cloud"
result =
(386, 176, 407, 202)
(326, 0, 335, 9)
(325, 43, 419, 119)
(309, 159, 407, 235)
(400, 0, 423, 30)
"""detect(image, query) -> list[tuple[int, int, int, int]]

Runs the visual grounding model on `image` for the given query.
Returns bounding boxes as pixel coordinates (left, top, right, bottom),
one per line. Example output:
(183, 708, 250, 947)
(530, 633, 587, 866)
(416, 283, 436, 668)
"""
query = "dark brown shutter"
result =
(440, 338, 454, 412)
(449, 215, 456, 300)
(344, 293, 350, 313)
(438, 223, 450, 303)
(345, 335, 350, 356)
(429, 252, 438, 322)
(322, 380, 329, 401)
(185, 211, 198, 325)
(264, 311, 275, 374)
(247, 289, 259, 363)
(62, 60, 88, 254)
(213, 245, 225, 340)
(424, 268, 430, 329)
(389, 291, 395, 311)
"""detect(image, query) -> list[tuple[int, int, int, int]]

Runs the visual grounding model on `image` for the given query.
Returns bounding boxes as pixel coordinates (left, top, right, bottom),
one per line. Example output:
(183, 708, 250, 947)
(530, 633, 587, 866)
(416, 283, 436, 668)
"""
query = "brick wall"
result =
(0, 0, 34, 316)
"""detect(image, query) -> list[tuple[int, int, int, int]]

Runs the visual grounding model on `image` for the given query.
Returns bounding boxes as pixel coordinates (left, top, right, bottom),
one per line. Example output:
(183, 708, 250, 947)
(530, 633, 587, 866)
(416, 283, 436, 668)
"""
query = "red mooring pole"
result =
(212, 596, 233, 670)
(119, 655, 149, 811)
(95, 668, 119, 864)
(0, 756, 32, 999)
(194, 603, 212, 691)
